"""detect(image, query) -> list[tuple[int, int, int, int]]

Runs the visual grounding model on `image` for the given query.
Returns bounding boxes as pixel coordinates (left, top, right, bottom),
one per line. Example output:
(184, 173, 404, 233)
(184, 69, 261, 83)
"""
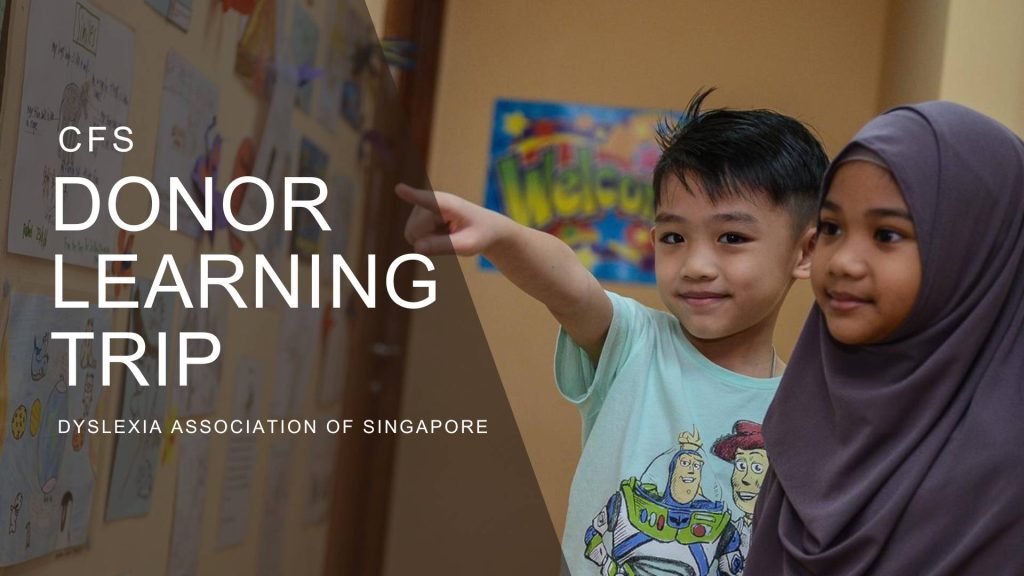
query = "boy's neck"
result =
(682, 315, 780, 379)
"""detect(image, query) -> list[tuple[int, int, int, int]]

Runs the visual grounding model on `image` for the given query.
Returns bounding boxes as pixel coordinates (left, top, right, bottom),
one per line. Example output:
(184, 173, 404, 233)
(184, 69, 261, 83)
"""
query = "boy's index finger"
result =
(395, 183, 441, 215)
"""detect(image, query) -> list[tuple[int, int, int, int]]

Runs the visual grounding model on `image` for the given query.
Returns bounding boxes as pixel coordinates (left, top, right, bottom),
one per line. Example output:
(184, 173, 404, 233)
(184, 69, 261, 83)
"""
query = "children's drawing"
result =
(328, 172, 356, 256)
(7, 494, 19, 535)
(153, 50, 220, 239)
(176, 277, 227, 417)
(316, 0, 347, 132)
(291, 138, 328, 258)
(9, 0, 134, 266)
(235, 0, 281, 98)
(318, 306, 348, 406)
(0, 293, 111, 565)
(216, 357, 264, 548)
(106, 280, 176, 521)
(270, 308, 320, 418)
(30, 336, 47, 381)
(167, 434, 210, 576)
(145, 0, 193, 32)
(257, 438, 292, 576)
(290, 3, 319, 113)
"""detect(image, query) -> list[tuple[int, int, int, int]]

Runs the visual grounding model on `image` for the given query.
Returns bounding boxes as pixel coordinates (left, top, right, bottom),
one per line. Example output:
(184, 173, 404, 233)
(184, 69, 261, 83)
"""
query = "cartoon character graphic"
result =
(57, 492, 73, 548)
(584, 428, 740, 576)
(30, 335, 49, 381)
(8, 493, 21, 534)
(81, 372, 95, 417)
(11, 405, 27, 440)
(38, 352, 70, 494)
(710, 421, 769, 576)
(80, 318, 96, 369)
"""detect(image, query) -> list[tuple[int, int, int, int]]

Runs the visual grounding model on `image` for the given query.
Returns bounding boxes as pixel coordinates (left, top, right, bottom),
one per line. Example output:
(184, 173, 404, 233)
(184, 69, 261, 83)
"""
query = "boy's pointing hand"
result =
(395, 183, 509, 257)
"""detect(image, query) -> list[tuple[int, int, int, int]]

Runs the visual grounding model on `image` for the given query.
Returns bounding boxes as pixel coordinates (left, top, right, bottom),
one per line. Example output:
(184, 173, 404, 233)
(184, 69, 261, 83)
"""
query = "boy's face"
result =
(812, 161, 921, 345)
(652, 175, 810, 343)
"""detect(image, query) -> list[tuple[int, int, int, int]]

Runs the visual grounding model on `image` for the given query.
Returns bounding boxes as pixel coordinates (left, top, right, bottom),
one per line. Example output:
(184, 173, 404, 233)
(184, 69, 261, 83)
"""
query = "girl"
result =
(744, 102, 1024, 575)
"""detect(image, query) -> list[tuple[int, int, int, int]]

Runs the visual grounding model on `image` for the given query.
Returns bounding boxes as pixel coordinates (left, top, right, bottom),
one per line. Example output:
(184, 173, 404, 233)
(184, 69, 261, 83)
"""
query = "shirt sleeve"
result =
(554, 291, 648, 432)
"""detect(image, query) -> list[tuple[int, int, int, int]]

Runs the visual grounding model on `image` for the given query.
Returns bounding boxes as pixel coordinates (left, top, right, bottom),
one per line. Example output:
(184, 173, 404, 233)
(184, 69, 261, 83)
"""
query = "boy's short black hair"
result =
(653, 88, 828, 233)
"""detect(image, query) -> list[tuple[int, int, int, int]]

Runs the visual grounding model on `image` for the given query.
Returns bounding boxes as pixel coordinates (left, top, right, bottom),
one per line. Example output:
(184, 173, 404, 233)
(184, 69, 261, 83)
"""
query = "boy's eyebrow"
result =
(654, 213, 685, 224)
(653, 212, 759, 225)
(712, 211, 759, 225)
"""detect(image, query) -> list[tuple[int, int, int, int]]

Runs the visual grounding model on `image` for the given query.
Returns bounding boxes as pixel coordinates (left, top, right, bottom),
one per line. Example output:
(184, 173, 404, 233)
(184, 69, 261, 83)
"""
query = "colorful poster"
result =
(106, 281, 176, 521)
(9, 0, 134, 267)
(483, 100, 667, 284)
(153, 51, 220, 239)
(290, 138, 328, 258)
(290, 3, 319, 113)
(0, 292, 112, 565)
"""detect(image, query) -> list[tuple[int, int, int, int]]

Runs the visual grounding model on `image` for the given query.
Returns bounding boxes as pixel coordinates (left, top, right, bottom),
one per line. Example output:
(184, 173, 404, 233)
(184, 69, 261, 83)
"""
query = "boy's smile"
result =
(652, 175, 812, 356)
(813, 161, 921, 344)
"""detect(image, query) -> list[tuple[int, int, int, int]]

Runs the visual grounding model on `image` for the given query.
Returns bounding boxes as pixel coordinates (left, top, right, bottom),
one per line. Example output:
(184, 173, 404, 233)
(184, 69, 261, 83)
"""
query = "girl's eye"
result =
(659, 232, 684, 245)
(818, 221, 840, 236)
(719, 233, 750, 245)
(735, 461, 747, 472)
(752, 463, 764, 474)
(875, 229, 905, 243)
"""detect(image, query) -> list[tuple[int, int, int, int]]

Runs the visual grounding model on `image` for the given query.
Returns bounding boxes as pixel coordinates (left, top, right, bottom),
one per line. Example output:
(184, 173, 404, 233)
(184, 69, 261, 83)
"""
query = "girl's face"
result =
(812, 161, 921, 345)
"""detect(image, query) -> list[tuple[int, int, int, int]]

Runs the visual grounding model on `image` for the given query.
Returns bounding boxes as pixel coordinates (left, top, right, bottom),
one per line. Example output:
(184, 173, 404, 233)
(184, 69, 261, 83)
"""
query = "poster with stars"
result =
(483, 99, 669, 284)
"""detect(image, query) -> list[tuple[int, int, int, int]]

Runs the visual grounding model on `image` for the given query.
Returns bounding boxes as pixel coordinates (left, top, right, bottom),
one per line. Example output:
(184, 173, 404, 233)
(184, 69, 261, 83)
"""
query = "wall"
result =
(878, 0, 949, 109)
(388, 0, 892, 565)
(939, 0, 1024, 135)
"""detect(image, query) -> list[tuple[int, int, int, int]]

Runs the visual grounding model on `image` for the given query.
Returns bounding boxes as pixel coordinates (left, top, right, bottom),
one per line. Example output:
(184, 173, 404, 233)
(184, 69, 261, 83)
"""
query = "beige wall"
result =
(879, 0, 949, 109)
(939, 0, 1024, 135)
(402, 0, 891, 548)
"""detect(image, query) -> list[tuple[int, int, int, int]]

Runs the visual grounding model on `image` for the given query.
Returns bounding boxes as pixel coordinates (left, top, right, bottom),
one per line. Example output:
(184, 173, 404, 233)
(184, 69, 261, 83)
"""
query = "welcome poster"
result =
(483, 99, 669, 284)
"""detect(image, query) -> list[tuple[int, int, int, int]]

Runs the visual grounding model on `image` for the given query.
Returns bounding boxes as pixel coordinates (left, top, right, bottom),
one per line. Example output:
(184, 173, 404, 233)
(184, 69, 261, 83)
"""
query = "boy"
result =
(397, 90, 827, 576)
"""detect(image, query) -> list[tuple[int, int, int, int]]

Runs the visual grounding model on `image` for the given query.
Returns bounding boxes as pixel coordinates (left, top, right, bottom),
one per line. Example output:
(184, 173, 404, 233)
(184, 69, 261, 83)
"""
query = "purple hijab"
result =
(745, 102, 1024, 575)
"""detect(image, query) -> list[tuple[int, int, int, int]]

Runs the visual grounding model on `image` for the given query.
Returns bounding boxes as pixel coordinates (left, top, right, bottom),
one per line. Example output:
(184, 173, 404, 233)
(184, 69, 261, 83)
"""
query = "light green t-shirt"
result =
(555, 292, 780, 576)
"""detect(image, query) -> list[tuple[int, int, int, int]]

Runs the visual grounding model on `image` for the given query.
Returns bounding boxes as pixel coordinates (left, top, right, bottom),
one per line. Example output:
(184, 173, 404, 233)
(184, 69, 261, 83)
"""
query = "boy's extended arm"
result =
(396, 184, 612, 362)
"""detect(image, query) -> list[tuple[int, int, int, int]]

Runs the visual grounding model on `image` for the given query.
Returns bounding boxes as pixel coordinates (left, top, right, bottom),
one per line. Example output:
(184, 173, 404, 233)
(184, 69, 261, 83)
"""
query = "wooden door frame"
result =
(323, 1, 446, 574)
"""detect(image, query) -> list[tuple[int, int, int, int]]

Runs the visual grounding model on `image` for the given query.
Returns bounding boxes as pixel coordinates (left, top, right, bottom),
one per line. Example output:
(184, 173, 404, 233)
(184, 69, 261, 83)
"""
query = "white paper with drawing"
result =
(167, 433, 210, 576)
(318, 306, 348, 406)
(304, 423, 337, 524)
(106, 281, 176, 521)
(270, 307, 320, 417)
(153, 51, 220, 238)
(0, 292, 112, 565)
(9, 0, 134, 266)
(175, 297, 227, 417)
(216, 357, 264, 548)
(258, 438, 292, 576)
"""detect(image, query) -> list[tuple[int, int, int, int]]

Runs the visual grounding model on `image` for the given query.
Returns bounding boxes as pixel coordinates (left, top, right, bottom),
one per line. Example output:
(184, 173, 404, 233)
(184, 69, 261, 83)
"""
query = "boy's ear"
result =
(649, 227, 657, 248)
(792, 226, 816, 280)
